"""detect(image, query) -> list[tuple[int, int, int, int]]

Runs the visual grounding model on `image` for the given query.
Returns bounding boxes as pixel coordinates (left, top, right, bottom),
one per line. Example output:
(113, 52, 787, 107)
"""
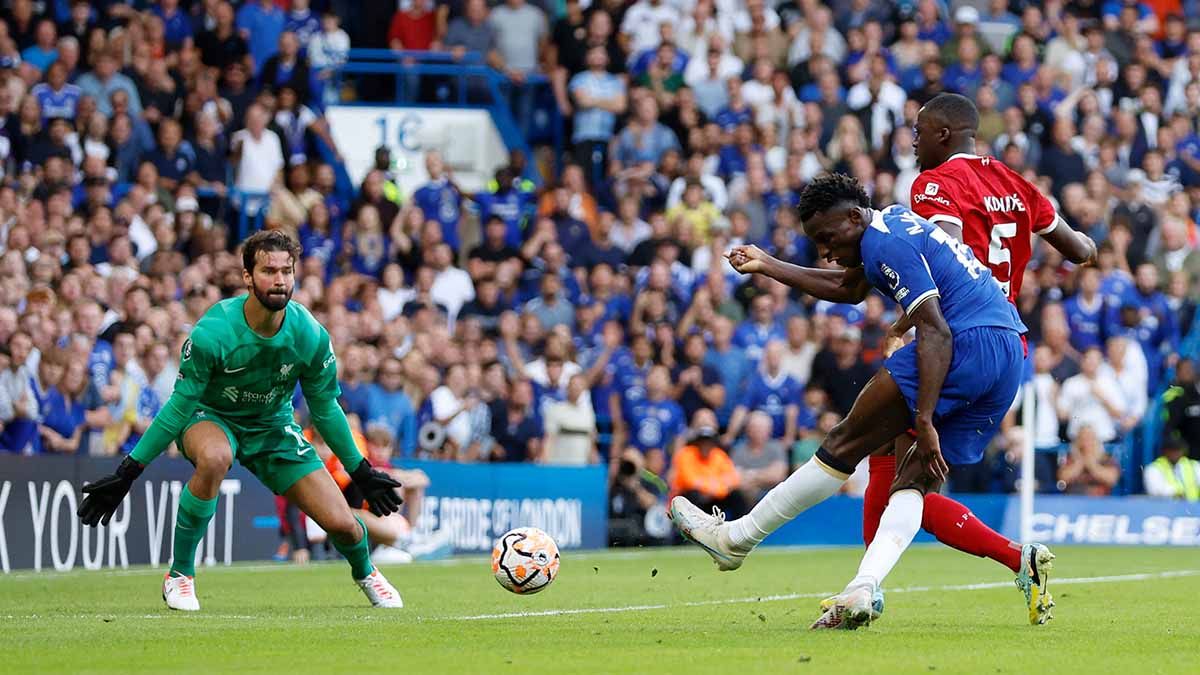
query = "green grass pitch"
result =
(2, 545, 1197, 674)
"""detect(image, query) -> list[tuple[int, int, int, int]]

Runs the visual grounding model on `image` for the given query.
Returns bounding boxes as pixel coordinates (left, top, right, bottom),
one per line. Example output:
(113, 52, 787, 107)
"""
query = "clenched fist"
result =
(725, 245, 772, 274)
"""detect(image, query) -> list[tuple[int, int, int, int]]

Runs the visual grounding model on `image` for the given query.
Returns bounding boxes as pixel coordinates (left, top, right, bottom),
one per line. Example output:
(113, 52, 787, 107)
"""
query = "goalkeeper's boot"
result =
(162, 571, 200, 612)
(819, 586, 885, 620)
(667, 496, 752, 571)
(1015, 542, 1055, 625)
(356, 568, 404, 608)
(810, 581, 877, 630)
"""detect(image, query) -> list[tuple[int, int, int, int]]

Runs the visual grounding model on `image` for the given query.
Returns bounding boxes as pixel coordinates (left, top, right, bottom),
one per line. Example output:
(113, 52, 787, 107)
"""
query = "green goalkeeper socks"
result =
(332, 515, 375, 580)
(169, 485, 218, 578)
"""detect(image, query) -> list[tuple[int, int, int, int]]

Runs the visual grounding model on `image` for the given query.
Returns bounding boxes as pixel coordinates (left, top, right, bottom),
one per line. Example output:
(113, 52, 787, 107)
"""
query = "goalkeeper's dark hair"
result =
(242, 229, 302, 272)
(923, 93, 980, 133)
(797, 173, 871, 223)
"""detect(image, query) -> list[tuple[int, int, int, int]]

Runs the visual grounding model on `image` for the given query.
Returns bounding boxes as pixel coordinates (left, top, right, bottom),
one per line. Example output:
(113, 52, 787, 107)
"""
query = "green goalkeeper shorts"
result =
(176, 406, 324, 495)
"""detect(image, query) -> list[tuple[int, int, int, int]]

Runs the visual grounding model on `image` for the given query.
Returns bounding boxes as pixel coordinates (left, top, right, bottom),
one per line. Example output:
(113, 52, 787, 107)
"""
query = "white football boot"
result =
(1015, 542, 1056, 625)
(162, 572, 200, 612)
(668, 496, 752, 571)
(810, 581, 877, 630)
(356, 568, 404, 608)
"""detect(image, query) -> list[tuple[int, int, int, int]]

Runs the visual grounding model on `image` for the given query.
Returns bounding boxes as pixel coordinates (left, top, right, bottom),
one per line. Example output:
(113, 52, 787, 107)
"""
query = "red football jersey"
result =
(909, 153, 1058, 302)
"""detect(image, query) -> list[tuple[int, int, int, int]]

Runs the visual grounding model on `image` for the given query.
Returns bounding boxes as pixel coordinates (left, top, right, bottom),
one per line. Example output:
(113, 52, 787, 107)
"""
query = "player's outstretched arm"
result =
(909, 297, 952, 481)
(308, 396, 404, 516)
(301, 327, 403, 516)
(1040, 215, 1097, 266)
(726, 245, 871, 303)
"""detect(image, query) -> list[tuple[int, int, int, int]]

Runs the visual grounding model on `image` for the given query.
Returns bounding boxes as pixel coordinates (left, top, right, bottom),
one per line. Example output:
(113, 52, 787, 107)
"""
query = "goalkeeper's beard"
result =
(253, 283, 292, 311)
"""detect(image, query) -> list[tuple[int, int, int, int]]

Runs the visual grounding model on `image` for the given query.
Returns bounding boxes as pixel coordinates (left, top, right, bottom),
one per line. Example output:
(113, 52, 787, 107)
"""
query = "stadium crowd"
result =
(3, 0, 1200, 544)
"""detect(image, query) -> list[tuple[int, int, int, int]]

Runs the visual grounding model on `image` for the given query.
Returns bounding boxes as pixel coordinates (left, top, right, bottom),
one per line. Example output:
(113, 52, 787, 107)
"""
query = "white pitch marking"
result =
(4, 569, 1196, 622)
(441, 569, 1200, 621)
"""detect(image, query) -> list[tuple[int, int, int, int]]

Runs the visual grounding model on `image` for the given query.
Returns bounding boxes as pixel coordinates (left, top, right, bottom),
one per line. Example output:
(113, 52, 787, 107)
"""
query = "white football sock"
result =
(847, 489, 924, 590)
(726, 459, 847, 550)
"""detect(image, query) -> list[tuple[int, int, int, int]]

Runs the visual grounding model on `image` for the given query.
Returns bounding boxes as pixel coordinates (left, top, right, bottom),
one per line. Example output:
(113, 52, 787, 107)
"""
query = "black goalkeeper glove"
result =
(349, 458, 404, 517)
(78, 456, 144, 527)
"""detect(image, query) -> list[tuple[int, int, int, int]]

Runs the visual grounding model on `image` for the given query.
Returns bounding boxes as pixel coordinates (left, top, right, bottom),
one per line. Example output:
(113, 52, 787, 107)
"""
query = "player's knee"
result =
(816, 421, 869, 476)
(821, 420, 858, 462)
(192, 446, 233, 478)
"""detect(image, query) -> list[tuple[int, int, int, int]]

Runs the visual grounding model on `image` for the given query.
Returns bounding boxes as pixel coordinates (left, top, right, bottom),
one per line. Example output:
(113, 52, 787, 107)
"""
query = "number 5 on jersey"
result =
(988, 222, 1017, 297)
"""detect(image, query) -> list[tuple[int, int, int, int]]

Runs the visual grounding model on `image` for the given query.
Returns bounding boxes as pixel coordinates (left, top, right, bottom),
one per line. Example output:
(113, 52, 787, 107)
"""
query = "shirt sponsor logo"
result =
(221, 386, 282, 405)
(913, 192, 953, 208)
(322, 353, 336, 370)
(924, 182, 939, 196)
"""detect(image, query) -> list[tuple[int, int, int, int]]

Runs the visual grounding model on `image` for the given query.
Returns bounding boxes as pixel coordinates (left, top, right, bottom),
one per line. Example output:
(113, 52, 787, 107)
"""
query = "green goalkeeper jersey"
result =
(129, 296, 361, 472)
(174, 295, 336, 428)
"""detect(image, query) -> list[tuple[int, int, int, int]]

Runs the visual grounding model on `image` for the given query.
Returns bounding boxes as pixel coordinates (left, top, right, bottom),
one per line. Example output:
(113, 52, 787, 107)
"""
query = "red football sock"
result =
(922, 492, 1022, 573)
(862, 454, 896, 547)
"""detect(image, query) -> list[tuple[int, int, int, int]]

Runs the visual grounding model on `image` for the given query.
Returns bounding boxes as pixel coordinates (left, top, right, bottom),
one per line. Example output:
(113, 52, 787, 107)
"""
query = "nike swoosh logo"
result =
(297, 446, 310, 456)
(224, 366, 247, 374)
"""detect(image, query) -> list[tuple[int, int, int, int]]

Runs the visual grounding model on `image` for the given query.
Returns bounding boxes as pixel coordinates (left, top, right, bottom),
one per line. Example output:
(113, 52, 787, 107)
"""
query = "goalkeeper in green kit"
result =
(78, 231, 405, 610)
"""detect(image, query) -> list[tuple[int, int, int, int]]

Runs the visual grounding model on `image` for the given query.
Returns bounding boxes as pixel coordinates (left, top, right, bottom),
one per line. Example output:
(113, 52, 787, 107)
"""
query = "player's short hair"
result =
(923, 93, 980, 132)
(797, 173, 870, 223)
(242, 230, 302, 273)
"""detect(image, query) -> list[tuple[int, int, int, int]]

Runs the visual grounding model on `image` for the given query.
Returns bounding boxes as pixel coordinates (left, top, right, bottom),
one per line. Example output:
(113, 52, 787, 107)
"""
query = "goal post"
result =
(1020, 381, 1036, 543)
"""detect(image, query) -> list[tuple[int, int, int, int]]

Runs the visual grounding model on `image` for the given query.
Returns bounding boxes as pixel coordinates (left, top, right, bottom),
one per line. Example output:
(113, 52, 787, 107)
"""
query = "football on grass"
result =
(492, 527, 560, 594)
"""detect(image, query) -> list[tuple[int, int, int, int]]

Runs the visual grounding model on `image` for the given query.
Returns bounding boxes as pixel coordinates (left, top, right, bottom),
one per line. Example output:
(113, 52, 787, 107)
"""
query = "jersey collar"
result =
(947, 152, 982, 162)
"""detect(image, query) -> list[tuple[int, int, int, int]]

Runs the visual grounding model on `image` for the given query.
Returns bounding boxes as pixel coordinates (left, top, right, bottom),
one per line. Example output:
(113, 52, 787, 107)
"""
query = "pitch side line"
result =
(444, 569, 1200, 621)
(3, 569, 1197, 622)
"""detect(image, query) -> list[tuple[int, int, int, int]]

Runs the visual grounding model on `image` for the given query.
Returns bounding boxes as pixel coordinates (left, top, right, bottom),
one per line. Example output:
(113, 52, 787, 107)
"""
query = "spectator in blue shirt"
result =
(672, 332, 725, 424)
(236, 0, 286, 75)
(1097, 239, 1135, 307)
(705, 315, 749, 428)
(365, 357, 418, 458)
(734, 293, 786, 364)
(476, 166, 537, 247)
(614, 94, 680, 168)
(569, 45, 627, 186)
(147, 119, 194, 192)
(915, 2, 951, 43)
(1106, 263, 1180, 392)
(76, 51, 142, 117)
(337, 346, 374, 421)
(489, 377, 543, 462)
(1002, 34, 1040, 89)
(20, 19, 58, 73)
(154, 0, 194, 52)
(38, 358, 88, 454)
(622, 365, 685, 476)
(412, 151, 466, 252)
(713, 77, 753, 131)
(942, 37, 982, 95)
(716, 122, 762, 181)
(284, 0, 322, 48)
(722, 340, 803, 448)
(1064, 267, 1106, 352)
(30, 61, 80, 122)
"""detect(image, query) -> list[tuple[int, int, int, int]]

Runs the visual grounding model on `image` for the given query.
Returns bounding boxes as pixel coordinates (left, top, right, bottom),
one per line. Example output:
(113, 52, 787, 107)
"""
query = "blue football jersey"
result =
(860, 206, 1026, 336)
